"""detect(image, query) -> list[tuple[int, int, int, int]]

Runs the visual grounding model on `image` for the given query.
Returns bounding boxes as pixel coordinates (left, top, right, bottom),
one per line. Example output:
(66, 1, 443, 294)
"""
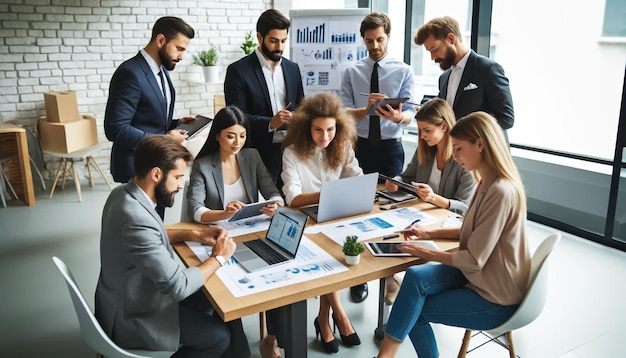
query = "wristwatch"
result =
(213, 255, 226, 266)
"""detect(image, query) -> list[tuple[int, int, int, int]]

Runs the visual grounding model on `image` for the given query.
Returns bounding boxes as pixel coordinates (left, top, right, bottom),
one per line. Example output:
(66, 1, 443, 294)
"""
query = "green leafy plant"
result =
(240, 31, 257, 55)
(342, 236, 364, 256)
(192, 46, 218, 66)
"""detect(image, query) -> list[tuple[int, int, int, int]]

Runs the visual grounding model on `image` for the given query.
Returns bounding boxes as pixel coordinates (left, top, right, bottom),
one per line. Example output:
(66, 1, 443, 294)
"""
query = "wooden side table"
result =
(0, 125, 35, 206)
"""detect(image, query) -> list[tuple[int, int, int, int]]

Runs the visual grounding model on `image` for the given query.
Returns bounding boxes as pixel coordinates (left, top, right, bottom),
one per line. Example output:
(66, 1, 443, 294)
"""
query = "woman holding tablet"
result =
(385, 98, 476, 215)
(186, 106, 285, 358)
(381, 98, 477, 303)
(281, 92, 362, 353)
(376, 112, 531, 358)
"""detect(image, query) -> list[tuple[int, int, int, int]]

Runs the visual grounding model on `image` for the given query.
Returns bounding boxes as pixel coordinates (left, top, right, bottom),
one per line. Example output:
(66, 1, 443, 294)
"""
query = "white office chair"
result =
(458, 233, 561, 358)
(52, 256, 174, 358)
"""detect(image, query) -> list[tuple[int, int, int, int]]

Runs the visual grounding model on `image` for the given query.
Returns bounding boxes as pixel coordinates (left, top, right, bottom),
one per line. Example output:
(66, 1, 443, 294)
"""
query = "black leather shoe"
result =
(350, 283, 368, 303)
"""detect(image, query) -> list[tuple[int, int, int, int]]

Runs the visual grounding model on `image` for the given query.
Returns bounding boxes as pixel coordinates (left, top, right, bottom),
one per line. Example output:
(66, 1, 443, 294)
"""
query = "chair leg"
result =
(49, 158, 65, 199)
(0, 170, 7, 208)
(259, 311, 266, 340)
(88, 156, 113, 190)
(69, 160, 82, 202)
(458, 329, 472, 358)
(505, 331, 516, 358)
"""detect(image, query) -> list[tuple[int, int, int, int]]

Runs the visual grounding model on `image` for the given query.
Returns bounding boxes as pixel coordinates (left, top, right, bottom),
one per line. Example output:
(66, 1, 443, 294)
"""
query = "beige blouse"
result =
(451, 175, 531, 305)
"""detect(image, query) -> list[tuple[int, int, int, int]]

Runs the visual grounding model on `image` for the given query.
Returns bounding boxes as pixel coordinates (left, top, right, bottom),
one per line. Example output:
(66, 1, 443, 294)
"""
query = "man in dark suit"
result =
(415, 16, 514, 143)
(224, 9, 304, 185)
(105, 16, 195, 184)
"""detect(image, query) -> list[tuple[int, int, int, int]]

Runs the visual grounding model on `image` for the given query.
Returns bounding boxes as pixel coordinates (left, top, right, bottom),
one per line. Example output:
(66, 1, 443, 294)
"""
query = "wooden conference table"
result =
(170, 199, 459, 357)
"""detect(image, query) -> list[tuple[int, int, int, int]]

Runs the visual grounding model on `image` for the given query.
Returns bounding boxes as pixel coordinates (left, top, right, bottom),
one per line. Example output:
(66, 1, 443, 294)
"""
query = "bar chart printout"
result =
(296, 22, 325, 43)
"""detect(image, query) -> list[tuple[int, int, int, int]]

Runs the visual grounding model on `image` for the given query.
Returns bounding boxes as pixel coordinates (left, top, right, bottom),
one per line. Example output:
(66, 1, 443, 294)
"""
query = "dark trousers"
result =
(355, 137, 404, 177)
(175, 291, 250, 358)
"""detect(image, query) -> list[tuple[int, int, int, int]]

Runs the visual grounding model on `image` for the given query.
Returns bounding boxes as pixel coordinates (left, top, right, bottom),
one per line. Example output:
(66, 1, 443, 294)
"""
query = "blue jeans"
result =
(385, 264, 519, 358)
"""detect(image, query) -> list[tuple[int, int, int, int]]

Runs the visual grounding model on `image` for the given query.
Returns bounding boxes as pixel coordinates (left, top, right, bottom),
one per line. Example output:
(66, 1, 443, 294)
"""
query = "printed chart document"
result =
(186, 236, 347, 297)
(211, 214, 271, 237)
(316, 207, 438, 246)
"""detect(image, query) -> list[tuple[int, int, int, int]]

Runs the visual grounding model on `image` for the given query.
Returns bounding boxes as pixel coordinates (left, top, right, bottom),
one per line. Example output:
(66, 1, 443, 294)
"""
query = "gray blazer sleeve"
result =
(400, 153, 476, 215)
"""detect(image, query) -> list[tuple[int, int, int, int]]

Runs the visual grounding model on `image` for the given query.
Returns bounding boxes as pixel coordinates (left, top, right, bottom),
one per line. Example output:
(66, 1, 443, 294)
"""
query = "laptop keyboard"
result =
(244, 240, 287, 265)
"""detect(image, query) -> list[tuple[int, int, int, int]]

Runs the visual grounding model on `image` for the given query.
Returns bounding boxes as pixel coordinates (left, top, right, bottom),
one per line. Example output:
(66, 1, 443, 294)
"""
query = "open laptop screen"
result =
(266, 209, 307, 256)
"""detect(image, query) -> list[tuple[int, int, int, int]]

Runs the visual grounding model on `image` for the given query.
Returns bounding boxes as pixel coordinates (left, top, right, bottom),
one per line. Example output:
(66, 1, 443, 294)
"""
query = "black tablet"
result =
(366, 242, 411, 257)
(176, 115, 213, 140)
(228, 200, 278, 222)
(366, 97, 410, 116)
(378, 174, 417, 192)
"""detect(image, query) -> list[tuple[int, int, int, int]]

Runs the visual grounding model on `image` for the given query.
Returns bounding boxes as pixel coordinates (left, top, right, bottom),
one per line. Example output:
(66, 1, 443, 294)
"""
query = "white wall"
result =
(0, 0, 275, 179)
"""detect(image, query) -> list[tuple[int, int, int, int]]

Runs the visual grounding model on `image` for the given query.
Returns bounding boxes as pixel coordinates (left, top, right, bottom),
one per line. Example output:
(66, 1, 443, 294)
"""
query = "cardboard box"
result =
(43, 91, 80, 123)
(38, 114, 98, 153)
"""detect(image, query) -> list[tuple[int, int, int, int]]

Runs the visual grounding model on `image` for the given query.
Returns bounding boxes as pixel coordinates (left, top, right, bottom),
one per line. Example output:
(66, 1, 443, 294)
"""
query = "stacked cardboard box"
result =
(38, 91, 98, 153)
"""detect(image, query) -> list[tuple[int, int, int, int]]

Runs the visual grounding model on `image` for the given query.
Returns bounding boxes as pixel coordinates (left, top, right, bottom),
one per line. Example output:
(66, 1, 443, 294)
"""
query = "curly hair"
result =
(282, 92, 356, 170)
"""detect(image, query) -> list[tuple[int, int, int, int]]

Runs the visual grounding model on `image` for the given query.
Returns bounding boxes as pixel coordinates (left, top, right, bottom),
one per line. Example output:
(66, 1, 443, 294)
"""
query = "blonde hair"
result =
(416, 98, 455, 165)
(450, 112, 526, 211)
(282, 92, 356, 170)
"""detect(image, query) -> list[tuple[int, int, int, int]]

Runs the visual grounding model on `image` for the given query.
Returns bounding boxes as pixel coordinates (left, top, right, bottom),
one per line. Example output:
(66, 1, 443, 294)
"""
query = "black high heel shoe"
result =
(332, 313, 361, 346)
(314, 316, 339, 353)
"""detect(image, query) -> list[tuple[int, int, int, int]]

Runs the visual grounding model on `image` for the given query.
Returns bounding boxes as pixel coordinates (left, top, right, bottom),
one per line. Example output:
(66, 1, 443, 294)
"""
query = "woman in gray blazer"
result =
(383, 98, 477, 304)
(385, 98, 476, 215)
(186, 106, 284, 224)
(186, 106, 286, 358)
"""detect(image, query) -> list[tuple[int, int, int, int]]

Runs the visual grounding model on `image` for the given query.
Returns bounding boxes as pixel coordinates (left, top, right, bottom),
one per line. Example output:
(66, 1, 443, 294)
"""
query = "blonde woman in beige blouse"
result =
(376, 112, 531, 358)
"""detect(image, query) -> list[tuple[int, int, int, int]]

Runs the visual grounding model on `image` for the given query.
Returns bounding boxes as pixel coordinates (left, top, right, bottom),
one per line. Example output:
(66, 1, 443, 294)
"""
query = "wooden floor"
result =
(1, 181, 624, 357)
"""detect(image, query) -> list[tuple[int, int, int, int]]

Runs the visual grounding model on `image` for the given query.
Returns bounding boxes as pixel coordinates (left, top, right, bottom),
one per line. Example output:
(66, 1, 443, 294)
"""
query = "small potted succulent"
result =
(342, 235, 364, 265)
(192, 46, 219, 82)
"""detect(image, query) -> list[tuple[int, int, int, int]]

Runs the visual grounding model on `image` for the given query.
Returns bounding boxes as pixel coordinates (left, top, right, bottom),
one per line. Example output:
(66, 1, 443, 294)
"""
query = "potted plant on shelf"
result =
(240, 31, 257, 56)
(192, 46, 219, 82)
(342, 235, 364, 265)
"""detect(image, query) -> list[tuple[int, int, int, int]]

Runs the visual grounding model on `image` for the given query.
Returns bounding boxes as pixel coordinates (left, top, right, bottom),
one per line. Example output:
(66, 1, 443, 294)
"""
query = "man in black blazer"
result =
(224, 9, 304, 184)
(415, 16, 514, 143)
(105, 16, 195, 183)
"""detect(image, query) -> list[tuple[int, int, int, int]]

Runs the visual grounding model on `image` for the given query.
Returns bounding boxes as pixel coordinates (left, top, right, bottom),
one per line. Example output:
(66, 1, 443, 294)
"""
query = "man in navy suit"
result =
(415, 16, 514, 144)
(105, 16, 195, 184)
(224, 9, 304, 185)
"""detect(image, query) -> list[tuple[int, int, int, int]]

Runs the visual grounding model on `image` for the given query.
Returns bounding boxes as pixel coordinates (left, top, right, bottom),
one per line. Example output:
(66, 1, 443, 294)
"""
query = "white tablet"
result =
(366, 242, 411, 257)
(228, 200, 278, 222)
(366, 240, 440, 257)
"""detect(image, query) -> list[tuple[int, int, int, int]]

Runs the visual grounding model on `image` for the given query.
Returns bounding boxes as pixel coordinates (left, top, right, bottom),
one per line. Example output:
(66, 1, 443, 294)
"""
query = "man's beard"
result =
(155, 177, 177, 208)
(159, 47, 179, 71)
(261, 41, 283, 62)
(436, 47, 457, 70)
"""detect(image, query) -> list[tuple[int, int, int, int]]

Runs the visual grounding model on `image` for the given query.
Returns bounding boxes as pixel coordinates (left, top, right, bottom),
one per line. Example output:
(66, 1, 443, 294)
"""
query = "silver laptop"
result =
(233, 206, 308, 272)
(300, 172, 378, 223)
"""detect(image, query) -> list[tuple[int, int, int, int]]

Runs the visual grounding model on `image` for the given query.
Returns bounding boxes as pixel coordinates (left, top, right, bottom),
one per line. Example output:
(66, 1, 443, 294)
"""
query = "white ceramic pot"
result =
(345, 254, 360, 265)
(202, 66, 219, 83)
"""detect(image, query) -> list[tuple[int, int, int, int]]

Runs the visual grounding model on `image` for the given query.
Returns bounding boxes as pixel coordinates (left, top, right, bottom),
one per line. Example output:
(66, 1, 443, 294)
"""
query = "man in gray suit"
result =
(95, 136, 250, 357)
(415, 16, 514, 144)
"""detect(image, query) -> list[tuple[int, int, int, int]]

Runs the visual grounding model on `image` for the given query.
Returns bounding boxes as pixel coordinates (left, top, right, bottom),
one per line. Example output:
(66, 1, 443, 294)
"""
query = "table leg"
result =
(283, 300, 308, 358)
(374, 277, 389, 340)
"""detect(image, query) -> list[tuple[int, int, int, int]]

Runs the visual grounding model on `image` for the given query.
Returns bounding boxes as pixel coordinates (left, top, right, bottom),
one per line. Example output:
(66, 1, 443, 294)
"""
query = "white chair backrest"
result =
(52, 257, 151, 358)
(488, 233, 561, 335)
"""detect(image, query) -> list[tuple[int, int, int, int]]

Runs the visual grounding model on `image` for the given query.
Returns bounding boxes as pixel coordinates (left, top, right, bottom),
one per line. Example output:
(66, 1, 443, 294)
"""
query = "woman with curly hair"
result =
(281, 92, 362, 353)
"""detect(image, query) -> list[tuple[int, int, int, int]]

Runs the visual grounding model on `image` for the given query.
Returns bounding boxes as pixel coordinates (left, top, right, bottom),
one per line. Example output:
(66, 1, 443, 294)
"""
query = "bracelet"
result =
(395, 117, 402, 124)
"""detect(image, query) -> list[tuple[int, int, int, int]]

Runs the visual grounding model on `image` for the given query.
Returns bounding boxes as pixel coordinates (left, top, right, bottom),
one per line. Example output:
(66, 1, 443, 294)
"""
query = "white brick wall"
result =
(0, 0, 278, 181)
